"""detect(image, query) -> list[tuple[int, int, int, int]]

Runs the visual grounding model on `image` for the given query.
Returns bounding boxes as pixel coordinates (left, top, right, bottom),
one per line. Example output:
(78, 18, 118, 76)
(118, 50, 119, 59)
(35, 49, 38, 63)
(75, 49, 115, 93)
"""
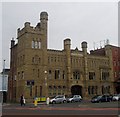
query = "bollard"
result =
(34, 99, 37, 107)
(46, 97, 50, 106)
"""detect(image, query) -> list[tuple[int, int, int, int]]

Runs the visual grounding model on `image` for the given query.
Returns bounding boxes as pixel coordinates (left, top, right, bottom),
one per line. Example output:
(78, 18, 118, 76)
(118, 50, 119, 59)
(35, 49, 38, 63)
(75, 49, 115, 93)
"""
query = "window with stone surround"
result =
(55, 69, 60, 79)
(32, 55, 40, 64)
(73, 71, 80, 80)
(89, 72, 95, 80)
(102, 85, 110, 94)
(102, 72, 109, 80)
(31, 40, 41, 49)
(88, 86, 98, 95)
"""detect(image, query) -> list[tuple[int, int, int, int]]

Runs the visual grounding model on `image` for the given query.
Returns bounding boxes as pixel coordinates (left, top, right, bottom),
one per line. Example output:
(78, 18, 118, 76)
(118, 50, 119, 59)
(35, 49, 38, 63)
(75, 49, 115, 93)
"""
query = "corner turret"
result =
(40, 12, 48, 31)
(11, 38, 15, 48)
(81, 41, 87, 55)
(64, 38, 71, 50)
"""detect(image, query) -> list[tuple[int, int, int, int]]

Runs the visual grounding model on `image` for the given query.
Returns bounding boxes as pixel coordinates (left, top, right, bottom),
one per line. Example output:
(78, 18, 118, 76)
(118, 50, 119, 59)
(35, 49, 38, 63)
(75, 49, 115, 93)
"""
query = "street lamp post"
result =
(2, 60, 6, 104)
(44, 71, 48, 97)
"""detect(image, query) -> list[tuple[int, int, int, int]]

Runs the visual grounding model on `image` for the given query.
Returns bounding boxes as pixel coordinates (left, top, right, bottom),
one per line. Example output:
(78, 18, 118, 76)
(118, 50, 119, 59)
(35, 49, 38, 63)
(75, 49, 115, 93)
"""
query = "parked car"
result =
(49, 95, 67, 104)
(91, 95, 112, 103)
(112, 94, 120, 101)
(67, 95, 82, 103)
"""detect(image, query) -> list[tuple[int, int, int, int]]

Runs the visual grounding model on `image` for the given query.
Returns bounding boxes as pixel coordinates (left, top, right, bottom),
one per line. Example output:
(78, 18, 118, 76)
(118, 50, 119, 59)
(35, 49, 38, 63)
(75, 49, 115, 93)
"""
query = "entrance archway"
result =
(71, 85, 82, 96)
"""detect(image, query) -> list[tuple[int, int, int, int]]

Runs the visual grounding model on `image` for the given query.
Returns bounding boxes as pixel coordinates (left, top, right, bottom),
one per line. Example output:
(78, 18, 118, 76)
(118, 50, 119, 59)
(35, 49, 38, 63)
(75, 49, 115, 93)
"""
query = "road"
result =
(1, 101, 120, 116)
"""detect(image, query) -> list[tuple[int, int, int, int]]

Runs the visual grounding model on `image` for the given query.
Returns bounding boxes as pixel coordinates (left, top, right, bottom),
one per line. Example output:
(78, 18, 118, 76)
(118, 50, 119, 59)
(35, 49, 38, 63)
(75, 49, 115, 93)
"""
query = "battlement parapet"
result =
(17, 22, 43, 38)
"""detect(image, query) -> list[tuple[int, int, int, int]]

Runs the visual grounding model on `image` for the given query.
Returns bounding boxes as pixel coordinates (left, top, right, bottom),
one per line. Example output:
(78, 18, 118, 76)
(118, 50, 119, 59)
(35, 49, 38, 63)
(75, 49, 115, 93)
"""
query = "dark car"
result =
(91, 95, 112, 103)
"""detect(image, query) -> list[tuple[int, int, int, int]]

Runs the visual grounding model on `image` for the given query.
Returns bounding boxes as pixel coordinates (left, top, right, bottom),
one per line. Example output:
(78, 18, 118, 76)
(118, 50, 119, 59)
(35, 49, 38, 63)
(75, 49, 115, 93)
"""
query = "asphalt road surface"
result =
(2, 101, 120, 116)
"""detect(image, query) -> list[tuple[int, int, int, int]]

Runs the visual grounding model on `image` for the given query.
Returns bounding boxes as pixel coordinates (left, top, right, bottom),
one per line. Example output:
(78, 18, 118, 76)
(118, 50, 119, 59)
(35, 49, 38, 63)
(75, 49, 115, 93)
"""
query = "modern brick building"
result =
(90, 45, 120, 94)
(111, 46, 120, 94)
(8, 12, 114, 102)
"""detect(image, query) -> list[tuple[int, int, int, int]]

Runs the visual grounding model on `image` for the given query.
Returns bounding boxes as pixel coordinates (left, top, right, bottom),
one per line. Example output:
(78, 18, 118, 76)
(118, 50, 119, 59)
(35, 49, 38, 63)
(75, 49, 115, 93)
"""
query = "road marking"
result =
(4, 107, 120, 111)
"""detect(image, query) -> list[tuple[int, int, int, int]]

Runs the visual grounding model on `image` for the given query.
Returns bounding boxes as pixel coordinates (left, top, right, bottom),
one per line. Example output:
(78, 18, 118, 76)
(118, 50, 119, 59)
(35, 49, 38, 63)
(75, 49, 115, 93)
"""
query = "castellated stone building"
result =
(8, 12, 114, 102)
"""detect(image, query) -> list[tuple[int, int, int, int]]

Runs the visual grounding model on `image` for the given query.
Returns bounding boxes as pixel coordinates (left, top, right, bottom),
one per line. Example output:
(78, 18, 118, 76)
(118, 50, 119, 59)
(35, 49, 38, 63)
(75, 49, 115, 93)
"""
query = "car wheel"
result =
(79, 99, 82, 102)
(52, 101, 56, 104)
(63, 100, 66, 103)
(97, 101, 100, 103)
(71, 100, 74, 103)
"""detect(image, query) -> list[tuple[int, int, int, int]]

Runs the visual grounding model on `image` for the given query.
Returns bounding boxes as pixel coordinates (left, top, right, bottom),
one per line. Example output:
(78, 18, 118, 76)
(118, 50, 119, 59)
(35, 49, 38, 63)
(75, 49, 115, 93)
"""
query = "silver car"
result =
(67, 95, 82, 103)
(112, 94, 120, 101)
(50, 95, 67, 104)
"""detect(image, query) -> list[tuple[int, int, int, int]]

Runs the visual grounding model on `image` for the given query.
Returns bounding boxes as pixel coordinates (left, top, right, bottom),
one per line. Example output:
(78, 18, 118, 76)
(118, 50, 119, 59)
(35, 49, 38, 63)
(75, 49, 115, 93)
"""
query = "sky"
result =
(0, 0, 119, 72)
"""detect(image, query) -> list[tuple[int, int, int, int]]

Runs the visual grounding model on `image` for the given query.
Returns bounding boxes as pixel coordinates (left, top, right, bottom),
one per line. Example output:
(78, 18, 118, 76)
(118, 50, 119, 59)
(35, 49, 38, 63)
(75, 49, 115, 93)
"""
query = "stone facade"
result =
(9, 12, 114, 102)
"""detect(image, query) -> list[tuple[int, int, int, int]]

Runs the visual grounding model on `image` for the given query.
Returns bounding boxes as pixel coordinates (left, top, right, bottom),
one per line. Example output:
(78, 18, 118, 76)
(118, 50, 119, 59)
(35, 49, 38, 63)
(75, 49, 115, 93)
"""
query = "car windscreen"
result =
(97, 96, 102, 99)
(92, 95, 99, 99)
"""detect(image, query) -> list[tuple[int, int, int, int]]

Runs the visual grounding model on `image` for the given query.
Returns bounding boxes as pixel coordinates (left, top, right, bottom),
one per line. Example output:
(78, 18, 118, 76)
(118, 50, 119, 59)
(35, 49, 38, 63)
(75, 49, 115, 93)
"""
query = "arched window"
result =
(73, 70, 80, 80)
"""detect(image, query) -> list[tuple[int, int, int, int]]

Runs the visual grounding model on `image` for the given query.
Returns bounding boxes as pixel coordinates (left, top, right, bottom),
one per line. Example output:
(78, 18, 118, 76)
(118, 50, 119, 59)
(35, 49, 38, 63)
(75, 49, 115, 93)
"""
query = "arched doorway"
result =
(3, 91, 7, 103)
(71, 85, 82, 96)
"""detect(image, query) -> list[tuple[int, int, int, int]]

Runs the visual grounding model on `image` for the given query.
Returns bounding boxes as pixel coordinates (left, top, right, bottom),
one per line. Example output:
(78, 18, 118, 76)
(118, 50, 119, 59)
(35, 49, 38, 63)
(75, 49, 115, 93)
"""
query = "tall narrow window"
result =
(102, 86, 104, 94)
(91, 86, 94, 94)
(32, 41, 35, 48)
(55, 69, 60, 79)
(58, 70, 60, 79)
(53, 86, 57, 95)
(30, 85, 32, 97)
(63, 71, 65, 79)
(23, 55, 25, 64)
(48, 70, 52, 79)
(40, 86, 42, 97)
(73, 71, 80, 80)
(32, 57, 35, 63)
(55, 70, 57, 79)
(33, 69, 35, 76)
(35, 41, 38, 48)
(38, 42, 41, 49)
(88, 86, 91, 95)
(35, 86, 37, 97)
(39, 58, 41, 64)
(102, 72, 109, 80)
(22, 71, 24, 79)
(48, 86, 52, 96)
(38, 69, 39, 78)
(58, 86, 61, 95)
(18, 72, 20, 79)
(89, 72, 95, 80)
